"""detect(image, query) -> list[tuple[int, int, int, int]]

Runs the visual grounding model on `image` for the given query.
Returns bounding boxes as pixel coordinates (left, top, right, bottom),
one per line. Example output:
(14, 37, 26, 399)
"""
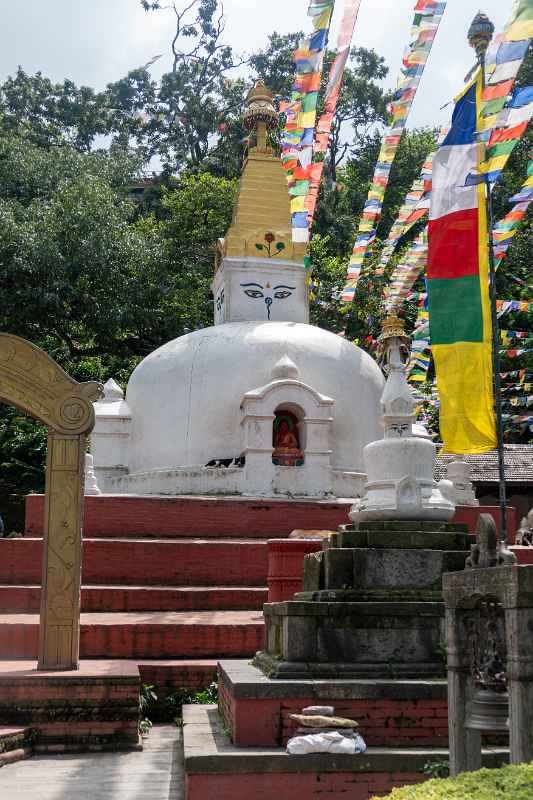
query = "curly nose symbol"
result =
(265, 297, 273, 319)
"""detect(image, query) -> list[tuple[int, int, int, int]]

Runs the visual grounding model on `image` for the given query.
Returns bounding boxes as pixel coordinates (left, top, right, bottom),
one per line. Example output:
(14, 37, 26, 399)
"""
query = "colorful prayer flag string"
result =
(280, 0, 335, 244)
(305, 0, 363, 229)
(341, 0, 447, 302)
(493, 152, 533, 267)
(466, 0, 533, 186)
(383, 228, 429, 315)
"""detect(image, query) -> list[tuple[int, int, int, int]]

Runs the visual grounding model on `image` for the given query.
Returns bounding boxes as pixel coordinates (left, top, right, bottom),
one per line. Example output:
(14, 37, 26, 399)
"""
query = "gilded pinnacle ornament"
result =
(468, 11, 495, 62)
(243, 80, 278, 152)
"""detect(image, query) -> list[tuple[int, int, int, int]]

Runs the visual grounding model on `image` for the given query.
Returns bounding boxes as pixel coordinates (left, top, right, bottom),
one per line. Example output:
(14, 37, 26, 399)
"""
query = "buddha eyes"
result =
(240, 284, 296, 300)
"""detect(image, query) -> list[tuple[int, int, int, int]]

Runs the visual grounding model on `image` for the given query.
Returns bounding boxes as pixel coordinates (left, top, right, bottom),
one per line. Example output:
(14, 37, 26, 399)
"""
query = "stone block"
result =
(303, 551, 324, 592)
(351, 549, 468, 593)
(356, 520, 469, 533)
(339, 529, 471, 551)
(259, 601, 446, 679)
(283, 615, 317, 662)
(324, 548, 354, 590)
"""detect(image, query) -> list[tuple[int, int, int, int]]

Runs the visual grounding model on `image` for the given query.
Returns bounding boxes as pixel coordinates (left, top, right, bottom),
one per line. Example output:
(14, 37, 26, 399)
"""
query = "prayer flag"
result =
(428, 78, 497, 453)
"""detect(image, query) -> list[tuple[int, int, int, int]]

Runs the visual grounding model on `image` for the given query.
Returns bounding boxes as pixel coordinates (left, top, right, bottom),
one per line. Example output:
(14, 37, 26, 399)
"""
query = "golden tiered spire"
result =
(216, 81, 307, 267)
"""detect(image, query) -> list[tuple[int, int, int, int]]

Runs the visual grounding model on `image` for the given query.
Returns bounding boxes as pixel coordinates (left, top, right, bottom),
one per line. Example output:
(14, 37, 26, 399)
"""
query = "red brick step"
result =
(0, 585, 267, 613)
(0, 539, 268, 587)
(25, 494, 351, 538)
(0, 611, 265, 659)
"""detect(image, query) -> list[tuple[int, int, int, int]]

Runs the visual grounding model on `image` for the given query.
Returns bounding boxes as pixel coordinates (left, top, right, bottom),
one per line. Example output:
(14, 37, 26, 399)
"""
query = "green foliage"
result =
(137, 682, 219, 726)
(372, 762, 533, 799)
(139, 683, 158, 736)
(188, 682, 219, 705)
(422, 760, 449, 780)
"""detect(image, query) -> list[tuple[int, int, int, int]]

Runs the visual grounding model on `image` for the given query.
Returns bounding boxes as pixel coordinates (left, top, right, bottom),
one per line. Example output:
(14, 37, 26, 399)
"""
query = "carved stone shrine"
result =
(443, 514, 533, 775)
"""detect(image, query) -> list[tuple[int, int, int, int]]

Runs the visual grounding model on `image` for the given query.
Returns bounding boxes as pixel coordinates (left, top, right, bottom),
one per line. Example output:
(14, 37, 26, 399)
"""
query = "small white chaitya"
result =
(91, 83, 385, 499)
(350, 317, 455, 522)
(84, 453, 101, 496)
(438, 460, 479, 507)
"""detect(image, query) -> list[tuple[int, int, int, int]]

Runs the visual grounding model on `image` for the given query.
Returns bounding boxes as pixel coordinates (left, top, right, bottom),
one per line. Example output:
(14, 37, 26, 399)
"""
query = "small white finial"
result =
(271, 355, 300, 380)
(101, 378, 124, 403)
(84, 453, 101, 495)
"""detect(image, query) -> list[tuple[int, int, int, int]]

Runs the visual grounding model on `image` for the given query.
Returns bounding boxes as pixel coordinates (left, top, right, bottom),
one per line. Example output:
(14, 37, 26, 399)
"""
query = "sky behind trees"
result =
(0, 0, 512, 131)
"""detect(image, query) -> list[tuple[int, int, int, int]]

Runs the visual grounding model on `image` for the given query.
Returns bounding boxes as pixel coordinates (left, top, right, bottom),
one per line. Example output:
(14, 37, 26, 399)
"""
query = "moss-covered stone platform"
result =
(255, 520, 470, 680)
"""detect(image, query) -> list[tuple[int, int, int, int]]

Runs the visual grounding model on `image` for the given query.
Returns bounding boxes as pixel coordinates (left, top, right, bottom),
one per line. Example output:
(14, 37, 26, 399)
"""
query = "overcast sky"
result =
(0, 0, 514, 130)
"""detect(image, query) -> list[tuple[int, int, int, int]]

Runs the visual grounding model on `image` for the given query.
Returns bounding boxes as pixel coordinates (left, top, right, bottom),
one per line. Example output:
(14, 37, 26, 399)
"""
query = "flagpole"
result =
(468, 12, 508, 545)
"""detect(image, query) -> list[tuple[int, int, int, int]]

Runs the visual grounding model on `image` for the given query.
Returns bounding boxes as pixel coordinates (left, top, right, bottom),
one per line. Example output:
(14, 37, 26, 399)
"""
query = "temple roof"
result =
(435, 445, 533, 485)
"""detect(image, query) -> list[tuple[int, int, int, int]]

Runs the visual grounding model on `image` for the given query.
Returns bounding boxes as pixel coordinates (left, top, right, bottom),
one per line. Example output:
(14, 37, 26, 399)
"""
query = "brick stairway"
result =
(0, 495, 350, 694)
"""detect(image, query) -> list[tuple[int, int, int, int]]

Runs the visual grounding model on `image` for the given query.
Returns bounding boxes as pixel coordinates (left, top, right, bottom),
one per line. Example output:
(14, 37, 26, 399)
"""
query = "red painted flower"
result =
(264, 232, 275, 244)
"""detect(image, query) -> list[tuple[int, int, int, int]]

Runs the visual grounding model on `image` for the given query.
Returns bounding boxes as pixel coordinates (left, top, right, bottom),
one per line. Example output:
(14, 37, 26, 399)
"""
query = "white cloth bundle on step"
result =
(286, 731, 366, 755)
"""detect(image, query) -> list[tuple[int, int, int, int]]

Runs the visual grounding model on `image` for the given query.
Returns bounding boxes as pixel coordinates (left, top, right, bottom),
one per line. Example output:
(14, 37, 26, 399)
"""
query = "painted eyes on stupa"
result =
(240, 283, 296, 300)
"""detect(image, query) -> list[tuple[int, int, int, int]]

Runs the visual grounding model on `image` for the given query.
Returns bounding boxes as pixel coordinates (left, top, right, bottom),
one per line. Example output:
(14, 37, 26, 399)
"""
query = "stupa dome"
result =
(125, 321, 384, 476)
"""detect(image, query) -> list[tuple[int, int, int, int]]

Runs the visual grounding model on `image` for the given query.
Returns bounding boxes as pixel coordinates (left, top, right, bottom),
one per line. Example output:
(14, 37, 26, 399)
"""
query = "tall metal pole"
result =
(468, 13, 508, 544)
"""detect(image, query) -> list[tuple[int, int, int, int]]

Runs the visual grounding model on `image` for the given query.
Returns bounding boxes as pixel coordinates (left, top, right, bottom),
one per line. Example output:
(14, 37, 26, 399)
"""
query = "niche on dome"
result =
(272, 406, 304, 467)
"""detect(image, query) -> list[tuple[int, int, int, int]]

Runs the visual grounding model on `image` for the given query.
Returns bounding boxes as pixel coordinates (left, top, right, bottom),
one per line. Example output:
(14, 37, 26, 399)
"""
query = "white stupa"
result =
(91, 83, 385, 499)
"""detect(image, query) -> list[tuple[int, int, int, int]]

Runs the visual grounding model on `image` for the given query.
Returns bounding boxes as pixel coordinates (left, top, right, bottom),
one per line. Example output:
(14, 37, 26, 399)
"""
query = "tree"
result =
(0, 68, 110, 152)
(0, 132, 238, 366)
(139, 0, 248, 175)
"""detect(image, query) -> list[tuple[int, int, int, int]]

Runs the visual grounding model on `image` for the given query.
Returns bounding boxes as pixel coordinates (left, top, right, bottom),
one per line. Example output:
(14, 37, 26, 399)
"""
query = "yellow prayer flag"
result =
(506, 19, 533, 41)
(313, 9, 333, 30)
(291, 197, 306, 213)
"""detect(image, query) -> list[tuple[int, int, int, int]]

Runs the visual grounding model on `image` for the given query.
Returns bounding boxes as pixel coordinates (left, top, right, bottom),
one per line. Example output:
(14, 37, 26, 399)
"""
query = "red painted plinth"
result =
(220, 688, 449, 749)
(453, 505, 517, 542)
(25, 494, 351, 538)
(186, 771, 427, 800)
(267, 539, 323, 602)
(218, 664, 449, 749)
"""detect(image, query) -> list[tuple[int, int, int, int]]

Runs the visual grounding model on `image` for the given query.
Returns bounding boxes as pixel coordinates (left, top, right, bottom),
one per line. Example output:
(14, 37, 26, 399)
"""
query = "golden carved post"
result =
(0, 334, 102, 670)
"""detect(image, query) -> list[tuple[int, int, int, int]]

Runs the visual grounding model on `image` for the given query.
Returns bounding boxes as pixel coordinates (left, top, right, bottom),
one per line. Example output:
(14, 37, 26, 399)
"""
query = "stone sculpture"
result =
(516, 510, 533, 546)
(465, 514, 517, 569)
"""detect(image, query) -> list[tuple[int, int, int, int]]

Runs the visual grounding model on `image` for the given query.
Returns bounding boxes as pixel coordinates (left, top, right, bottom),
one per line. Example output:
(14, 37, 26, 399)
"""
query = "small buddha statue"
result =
(272, 415, 304, 467)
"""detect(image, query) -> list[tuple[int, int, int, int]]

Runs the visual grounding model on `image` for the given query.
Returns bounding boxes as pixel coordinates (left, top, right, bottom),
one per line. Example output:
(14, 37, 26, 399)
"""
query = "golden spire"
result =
(243, 81, 278, 153)
(216, 81, 307, 268)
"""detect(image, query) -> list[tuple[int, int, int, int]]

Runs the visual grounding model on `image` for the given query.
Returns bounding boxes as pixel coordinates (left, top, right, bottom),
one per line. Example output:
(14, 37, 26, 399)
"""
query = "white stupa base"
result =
(350, 437, 455, 523)
(101, 464, 365, 500)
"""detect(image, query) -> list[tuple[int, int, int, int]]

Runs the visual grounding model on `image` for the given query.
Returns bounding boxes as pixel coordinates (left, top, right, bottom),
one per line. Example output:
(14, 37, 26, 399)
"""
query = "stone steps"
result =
(0, 726, 33, 767)
(25, 494, 351, 538)
(0, 539, 268, 586)
(183, 704, 508, 800)
(0, 611, 265, 660)
(5, 494, 346, 699)
(0, 585, 267, 613)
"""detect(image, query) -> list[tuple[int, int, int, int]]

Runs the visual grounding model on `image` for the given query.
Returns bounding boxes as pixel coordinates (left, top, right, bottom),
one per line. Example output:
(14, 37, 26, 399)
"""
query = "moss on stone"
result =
(373, 763, 533, 800)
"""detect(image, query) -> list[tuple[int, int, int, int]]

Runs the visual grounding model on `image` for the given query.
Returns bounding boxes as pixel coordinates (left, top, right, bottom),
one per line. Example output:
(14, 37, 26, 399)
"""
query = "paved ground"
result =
(0, 726, 183, 800)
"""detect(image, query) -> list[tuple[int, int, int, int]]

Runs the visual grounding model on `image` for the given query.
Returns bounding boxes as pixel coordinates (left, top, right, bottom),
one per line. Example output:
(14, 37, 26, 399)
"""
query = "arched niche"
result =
(0, 334, 102, 670)
(272, 405, 305, 466)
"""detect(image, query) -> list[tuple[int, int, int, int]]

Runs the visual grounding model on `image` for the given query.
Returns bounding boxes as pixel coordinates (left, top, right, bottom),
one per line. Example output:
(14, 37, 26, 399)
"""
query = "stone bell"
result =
(465, 688, 509, 732)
